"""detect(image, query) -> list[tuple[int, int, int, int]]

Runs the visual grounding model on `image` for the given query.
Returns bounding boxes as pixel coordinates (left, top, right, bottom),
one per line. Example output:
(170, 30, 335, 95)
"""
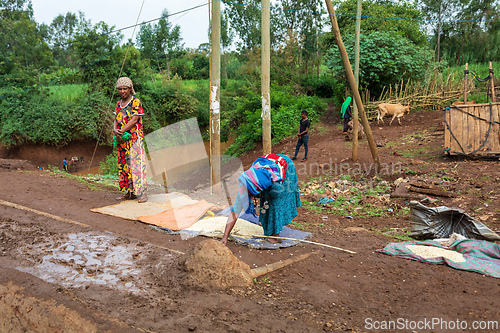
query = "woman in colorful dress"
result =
(114, 77, 148, 203)
(221, 154, 301, 245)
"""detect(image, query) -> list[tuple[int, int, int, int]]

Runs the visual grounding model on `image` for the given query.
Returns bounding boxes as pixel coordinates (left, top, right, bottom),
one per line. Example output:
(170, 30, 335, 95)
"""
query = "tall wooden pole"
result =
(464, 63, 468, 103)
(323, 0, 380, 170)
(210, 0, 221, 193)
(262, 0, 271, 155)
(352, 0, 362, 162)
(490, 61, 496, 102)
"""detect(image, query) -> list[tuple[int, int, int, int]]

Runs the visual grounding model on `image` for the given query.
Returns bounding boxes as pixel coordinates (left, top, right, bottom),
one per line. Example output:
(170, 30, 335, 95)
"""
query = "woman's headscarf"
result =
(116, 77, 136, 95)
(230, 156, 284, 216)
(340, 96, 351, 118)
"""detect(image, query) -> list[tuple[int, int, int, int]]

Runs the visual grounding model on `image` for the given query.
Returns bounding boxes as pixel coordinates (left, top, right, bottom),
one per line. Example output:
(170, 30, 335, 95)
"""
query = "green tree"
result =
(278, 0, 325, 76)
(440, 0, 500, 64)
(224, 0, 284, 51)
(323, 31, 433, 95)
(418, 0, 460, 62)
(169, 49, 209, 80)
(0, 0, 55, 87)
(73, 21, 124, 93)
(224, 1, 261, 51)
(221, 10, 235, 81)
(334, 0, 427, 46)
(136, 9, 183, 78)
(48, 11, 87, 68)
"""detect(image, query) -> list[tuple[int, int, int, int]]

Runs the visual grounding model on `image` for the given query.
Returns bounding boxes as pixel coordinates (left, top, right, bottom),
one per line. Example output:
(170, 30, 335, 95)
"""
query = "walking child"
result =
(292, 110, 310, 162)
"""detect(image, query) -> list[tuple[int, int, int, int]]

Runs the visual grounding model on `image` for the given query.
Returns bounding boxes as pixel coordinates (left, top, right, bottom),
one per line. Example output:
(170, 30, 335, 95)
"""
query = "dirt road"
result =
(1, 109, 499, 332)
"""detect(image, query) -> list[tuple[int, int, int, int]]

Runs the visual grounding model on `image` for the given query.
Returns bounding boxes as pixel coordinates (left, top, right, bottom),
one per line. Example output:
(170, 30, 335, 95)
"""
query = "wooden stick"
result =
(323, 0, 380, 172)
(408, 185, 456, 198)
(250, 252, 315, 278)
(232, 233, 356, 254)
(490, 61, 496, 103)
(0, 199, 185, 255)
(464, 63, 468, 103)
(0, 199, 90, 228)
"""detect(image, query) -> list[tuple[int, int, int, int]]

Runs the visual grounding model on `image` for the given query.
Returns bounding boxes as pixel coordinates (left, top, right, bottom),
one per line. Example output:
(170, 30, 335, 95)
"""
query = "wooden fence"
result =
(444, 102, 500, 156)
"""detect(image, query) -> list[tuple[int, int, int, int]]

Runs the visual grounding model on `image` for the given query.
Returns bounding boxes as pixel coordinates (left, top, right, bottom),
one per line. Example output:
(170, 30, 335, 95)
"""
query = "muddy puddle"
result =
(4, 223, 175, 295)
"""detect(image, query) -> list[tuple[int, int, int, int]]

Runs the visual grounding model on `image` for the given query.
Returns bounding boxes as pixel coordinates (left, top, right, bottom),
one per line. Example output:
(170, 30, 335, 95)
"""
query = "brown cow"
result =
(376, 103, 411, 126)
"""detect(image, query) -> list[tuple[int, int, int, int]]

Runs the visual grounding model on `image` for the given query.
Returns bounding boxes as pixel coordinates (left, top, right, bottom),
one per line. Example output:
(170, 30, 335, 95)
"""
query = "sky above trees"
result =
(31, 0, 209, 49)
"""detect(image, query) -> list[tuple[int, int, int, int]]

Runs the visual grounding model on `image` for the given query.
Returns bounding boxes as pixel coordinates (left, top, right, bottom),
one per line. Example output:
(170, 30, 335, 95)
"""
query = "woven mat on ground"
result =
(231, 225, 312, 249)
(189, 206, 313, 249)
(378, 239, 500, 278)
(137, 200, 216, 230)
(91, 193, 198, 220)
(153, 215, 310, 249)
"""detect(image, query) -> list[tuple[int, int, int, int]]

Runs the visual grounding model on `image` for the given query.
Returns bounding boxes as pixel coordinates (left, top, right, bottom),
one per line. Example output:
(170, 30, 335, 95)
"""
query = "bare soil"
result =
(1, 107, 500, 332)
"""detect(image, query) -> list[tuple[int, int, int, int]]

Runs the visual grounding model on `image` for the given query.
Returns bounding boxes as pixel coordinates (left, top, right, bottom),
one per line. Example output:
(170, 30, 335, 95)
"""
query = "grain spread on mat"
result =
(185, 217, 264, 237)
(406, 245, 466, 263)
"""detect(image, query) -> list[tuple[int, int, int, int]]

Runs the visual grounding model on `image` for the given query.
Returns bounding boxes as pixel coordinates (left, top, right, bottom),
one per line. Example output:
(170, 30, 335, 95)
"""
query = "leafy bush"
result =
(169, 50, 210, 80)
(0, 89, 109, 147)
(300, 75, 343, 98)
(223, 85, 327, 156)
(99, 151, 119, 176)
(139, 81, 198, 133)
(323, 31, 433, 96)
(181, 80, 210, 128)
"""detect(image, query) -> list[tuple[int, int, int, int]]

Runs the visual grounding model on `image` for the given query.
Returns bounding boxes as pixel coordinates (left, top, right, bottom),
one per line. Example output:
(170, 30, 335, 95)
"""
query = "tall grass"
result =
(47, 84, 87, 102)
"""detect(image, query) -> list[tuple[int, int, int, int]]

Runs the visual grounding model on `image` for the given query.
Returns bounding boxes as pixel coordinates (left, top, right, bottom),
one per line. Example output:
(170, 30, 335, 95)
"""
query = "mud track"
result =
(1, 108, 499, 332)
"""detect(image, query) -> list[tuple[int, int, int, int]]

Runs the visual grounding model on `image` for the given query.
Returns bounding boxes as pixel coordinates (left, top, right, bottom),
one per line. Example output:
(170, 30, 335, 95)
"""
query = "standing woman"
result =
(114, 77, 148, 203)
(341, 96, 352, 134)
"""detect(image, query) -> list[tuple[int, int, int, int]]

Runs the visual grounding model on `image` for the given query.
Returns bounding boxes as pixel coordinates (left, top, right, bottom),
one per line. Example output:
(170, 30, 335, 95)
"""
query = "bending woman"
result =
(114, 77, 148, 203)
(221, 154, 301, 245)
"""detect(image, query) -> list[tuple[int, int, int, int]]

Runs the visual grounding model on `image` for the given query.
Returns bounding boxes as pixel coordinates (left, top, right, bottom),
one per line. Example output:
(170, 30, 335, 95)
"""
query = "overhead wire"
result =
(4, 0, 497, 101)
(50, 3, 208, 49)
(88, 0, 147, 172)
(0, 3, 208, 100)
(220, 0, 500, 24)
(88, 1, 208, 172)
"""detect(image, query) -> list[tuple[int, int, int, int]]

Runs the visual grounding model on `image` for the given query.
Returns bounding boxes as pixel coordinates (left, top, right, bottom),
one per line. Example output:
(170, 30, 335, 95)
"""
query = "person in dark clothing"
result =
(292, 110, 310, 162)
(341, 97, 352, 134)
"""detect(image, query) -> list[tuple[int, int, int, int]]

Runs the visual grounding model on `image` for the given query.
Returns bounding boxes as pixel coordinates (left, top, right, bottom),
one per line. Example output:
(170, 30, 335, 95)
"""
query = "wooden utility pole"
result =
(464, 63, 468, 103)
(210, 0, 221, 193)
(323, 0, 380, 170)
(490, 61, 496, 102)
(352, 0, 362, 162)
(262, 0, 271, 155)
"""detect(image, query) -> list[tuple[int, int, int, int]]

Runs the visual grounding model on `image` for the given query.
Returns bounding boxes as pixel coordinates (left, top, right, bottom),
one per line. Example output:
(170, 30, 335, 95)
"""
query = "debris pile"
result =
(301, 177, 400, 217)
(177, 240, 314, 289)
(178, 239, 254, 289)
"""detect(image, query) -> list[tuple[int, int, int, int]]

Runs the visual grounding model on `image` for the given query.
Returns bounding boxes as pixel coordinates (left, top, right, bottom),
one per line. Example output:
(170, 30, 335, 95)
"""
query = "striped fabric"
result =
(241, 157, 282, 195)
(378, 239, 500, 278)
(231, 156, 282, 215)
(263, 154, 287, 181)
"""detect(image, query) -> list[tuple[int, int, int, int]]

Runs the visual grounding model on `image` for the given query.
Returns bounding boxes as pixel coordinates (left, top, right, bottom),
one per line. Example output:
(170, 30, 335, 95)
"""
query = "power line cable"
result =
(0, 3, 207, 99)
(51, 3, 208, 49)
(88, 0, 147, 171)
(88, 0, 207, 171)
(3, 0, 497, 101)
(221, 0, 500, 24)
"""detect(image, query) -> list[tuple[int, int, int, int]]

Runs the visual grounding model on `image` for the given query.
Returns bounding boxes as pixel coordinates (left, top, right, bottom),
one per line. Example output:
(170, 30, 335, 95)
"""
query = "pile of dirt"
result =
(178, 239, 253, 289)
